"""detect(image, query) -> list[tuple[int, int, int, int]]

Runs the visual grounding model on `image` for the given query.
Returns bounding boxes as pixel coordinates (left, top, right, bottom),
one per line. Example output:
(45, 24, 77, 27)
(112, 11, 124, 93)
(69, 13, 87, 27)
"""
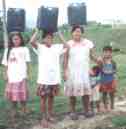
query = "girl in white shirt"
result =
(30, 30, 68, 128)
(2, 32, 31, 119)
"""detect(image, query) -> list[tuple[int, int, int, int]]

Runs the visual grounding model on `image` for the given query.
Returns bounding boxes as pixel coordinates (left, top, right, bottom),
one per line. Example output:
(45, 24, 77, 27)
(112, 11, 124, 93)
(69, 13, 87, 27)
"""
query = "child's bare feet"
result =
(47, 114, 56, 123)
(106, 107, 111, 112)
(100, 107, 107, 113)
(41, 118, 49, 128)
(101, 106, 111, 113)
(106, 104, 112, 112)
(11, 110, 17, 120)
(96, 108, 102, 114)
(10, 111, 18, 128)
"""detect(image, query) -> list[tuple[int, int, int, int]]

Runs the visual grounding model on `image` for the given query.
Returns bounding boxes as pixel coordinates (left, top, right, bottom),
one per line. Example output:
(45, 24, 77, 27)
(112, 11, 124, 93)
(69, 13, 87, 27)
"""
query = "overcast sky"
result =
(0, 0, 126, 27)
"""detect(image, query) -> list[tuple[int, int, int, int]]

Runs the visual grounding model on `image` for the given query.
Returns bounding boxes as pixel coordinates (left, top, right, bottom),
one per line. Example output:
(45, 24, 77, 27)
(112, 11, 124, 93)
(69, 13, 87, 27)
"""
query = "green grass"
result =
(112, 115, 126, 127)
(114, 54, 126, 96)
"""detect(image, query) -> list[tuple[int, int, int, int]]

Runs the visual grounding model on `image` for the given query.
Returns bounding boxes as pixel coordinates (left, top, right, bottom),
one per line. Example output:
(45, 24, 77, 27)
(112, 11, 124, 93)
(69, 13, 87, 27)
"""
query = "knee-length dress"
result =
(64, 39, 94, 96)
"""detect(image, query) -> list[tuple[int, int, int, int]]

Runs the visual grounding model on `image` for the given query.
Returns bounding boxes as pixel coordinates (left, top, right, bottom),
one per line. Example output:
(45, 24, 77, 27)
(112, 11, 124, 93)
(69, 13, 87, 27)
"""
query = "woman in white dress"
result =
(64, 25, 98, 119)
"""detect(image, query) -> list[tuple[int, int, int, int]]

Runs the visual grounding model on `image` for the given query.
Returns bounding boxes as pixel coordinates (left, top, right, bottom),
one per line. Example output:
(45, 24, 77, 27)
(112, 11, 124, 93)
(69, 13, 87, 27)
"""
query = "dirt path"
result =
(115, 100, 126, 112)
(31, 100, 126, 129)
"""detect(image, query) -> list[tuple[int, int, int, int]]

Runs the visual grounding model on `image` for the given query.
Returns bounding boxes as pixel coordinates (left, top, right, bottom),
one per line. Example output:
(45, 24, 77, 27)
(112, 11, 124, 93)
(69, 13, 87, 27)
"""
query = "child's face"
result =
(72, 28, 82, 41)
(43, 35, 53, 47)
(103, 50, 112, 58)
(12, 35, 22, 47)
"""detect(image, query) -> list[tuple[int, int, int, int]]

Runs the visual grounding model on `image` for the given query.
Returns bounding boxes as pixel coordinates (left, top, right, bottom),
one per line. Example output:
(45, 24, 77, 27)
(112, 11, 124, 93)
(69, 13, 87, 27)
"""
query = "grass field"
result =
(0, 25, 126, 128)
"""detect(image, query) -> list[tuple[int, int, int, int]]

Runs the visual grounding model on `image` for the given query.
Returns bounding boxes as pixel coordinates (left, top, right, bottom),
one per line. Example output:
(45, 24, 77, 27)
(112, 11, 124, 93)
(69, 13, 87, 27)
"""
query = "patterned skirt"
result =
(100, 80, 117, 93)
(5, 79, 28, 102)
(64, 68, 91, 97)
(37, 84, 59, 97)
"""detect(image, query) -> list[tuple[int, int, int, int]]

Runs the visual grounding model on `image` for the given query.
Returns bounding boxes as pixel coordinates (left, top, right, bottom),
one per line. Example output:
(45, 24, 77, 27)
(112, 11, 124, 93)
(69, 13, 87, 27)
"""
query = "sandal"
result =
(85, 111, 95, 118)
(69, 112, 78, 120)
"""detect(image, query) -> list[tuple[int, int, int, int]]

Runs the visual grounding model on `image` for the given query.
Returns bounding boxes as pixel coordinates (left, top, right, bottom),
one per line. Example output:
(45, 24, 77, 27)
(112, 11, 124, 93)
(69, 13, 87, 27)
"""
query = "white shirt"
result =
(2, 47, 31, 83)
(37, 43, 64, 85)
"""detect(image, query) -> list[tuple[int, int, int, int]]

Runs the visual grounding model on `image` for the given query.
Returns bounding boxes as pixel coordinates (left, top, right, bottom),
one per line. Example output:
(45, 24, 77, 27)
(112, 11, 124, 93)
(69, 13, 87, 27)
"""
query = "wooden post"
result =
(2, 0, 8, 48)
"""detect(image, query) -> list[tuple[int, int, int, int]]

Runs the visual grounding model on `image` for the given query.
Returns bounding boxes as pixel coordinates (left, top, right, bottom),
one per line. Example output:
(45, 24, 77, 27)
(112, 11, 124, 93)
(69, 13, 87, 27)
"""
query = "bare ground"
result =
(1, 99, 126, 129)
(31, 100, 126, 129)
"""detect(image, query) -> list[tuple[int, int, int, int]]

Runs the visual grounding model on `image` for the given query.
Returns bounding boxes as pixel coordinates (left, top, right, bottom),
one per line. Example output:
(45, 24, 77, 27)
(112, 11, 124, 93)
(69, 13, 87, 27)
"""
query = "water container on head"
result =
(37, 6, 59, 32)
(7, 8, 26, 32)
(68, 3, 87, 26)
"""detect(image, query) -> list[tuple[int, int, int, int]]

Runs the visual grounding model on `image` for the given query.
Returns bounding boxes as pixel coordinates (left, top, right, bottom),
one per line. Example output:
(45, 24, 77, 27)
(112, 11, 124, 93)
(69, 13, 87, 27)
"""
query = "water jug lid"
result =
(41, 6, 58, 10)
(69, 3, 85, 7)
(8, 8, 24, 12)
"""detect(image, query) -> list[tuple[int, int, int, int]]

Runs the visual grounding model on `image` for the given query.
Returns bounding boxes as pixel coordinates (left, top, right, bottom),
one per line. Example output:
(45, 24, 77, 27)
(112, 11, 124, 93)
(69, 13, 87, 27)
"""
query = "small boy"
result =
(100, 46, 117, 112)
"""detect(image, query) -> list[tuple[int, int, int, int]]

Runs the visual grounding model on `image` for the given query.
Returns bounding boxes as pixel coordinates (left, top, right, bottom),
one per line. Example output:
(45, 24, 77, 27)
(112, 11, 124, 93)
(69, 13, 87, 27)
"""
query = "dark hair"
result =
(7, 32, 25, 60)
(71, 25, 84, 33)
(103, 46, 112, 52)
(42, 30, 53, 39)
(92, 65, 101, 76)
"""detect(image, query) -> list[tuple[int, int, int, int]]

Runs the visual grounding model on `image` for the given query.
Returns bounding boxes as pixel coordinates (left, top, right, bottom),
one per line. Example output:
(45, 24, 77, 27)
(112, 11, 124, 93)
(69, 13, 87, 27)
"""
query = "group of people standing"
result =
(1, 25, 117, 128)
